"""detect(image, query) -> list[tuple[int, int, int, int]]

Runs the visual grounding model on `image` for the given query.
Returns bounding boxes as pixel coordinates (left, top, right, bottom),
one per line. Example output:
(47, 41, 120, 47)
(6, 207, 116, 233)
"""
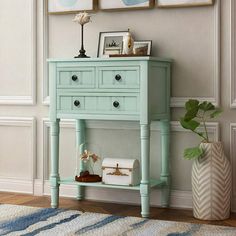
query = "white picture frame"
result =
(99, 0, 154, 11)
(48, 0, 96, 14)
(157, 0, 214, 8)
(97, 31, 128, 57)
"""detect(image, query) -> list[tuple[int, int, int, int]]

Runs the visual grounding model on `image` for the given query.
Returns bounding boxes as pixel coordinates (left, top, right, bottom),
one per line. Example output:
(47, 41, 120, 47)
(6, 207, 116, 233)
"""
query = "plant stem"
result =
(202, 112, 209, 142)
(192, 129, 207, 141)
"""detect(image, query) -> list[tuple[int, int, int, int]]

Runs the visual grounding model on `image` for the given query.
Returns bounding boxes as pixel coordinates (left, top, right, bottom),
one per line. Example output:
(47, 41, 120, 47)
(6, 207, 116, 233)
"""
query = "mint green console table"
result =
(48, 57, 172, 218)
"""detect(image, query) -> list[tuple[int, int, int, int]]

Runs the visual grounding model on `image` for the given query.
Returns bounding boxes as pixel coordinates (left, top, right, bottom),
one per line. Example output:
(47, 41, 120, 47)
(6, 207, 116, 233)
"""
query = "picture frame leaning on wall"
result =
(156, 0, 214, 8)
(47, 0, 96, 14)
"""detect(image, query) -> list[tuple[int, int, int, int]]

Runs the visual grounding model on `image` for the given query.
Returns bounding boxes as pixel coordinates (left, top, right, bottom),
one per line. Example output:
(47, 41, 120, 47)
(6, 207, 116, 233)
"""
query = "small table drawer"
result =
(57, 67, 95, 88)
(57, 94, 139, 114)
(98, 66, 140, 89)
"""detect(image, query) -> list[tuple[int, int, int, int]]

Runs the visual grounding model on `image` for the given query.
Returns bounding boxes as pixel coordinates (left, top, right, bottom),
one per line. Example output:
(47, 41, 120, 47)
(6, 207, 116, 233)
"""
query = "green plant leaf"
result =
(210, 108, 222, 118)
(185, 99, 199, 111)
(184, 107, 199, 121)
(184, 146, 204, 160)
(180, 118, 200, 131)
(199, 101, 215, 111)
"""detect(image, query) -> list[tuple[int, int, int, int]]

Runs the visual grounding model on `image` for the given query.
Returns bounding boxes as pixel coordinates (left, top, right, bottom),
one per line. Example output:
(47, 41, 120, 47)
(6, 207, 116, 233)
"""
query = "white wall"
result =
(0, 0, 236, 211)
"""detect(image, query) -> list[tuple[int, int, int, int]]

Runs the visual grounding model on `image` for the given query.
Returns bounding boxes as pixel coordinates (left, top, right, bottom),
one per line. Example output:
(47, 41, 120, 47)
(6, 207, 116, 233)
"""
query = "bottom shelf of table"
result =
(59, 178, 165, 191)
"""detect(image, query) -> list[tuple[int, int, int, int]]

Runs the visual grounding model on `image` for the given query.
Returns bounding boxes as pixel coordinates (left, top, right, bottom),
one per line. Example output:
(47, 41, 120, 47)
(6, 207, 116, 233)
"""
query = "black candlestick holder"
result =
(75, 24, 90, 58)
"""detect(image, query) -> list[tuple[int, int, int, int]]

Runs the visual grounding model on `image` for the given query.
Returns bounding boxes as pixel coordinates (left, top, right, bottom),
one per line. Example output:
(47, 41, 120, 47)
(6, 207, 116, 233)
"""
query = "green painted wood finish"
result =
(48, 57, 172, 217)
(59, 178, 165, 190)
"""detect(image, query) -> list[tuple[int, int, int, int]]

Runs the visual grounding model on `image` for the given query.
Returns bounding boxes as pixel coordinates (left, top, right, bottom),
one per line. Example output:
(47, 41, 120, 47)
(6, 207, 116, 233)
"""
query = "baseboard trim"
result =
(0, 178, 34, 194)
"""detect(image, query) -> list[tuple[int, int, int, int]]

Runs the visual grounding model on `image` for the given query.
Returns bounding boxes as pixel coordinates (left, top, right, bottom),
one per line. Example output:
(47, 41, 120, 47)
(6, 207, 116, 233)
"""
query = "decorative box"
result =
(102, 158, 140, 186)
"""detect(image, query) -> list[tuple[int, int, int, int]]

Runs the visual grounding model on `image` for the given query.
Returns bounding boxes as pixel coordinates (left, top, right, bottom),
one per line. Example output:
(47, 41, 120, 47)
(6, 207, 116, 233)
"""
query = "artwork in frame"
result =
(99, 0, 154, 10)
(97, 31, 128, 57)
(48, 0, 96, 14)
(133, 40, 152, 56)
(156, 0, 214, 8)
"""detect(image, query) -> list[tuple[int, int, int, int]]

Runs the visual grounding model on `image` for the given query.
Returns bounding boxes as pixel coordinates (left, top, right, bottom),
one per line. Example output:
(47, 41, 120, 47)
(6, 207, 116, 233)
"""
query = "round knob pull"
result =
(113, 101, 119, 108)
(72, 75, 78, 81)
(115, 74, 121, 81)
(74, 100, 80, 107)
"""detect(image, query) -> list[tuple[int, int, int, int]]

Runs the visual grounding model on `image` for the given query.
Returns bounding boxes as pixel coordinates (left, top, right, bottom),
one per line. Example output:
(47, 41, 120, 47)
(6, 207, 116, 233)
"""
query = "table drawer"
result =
(57, 94, 139, 114)
(98, 66, 140, 89)
(57, 67, 95, 88)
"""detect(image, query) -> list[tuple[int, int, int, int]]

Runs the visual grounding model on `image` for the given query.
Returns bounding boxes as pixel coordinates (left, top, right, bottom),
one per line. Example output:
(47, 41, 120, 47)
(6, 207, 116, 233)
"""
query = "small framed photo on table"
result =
(97, 31, 128, 57)
(133, 40, 152, 56)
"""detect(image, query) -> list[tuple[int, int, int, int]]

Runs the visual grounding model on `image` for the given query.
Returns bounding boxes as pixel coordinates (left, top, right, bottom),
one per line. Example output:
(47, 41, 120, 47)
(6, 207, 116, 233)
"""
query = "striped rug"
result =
(0, 204, 235, 235)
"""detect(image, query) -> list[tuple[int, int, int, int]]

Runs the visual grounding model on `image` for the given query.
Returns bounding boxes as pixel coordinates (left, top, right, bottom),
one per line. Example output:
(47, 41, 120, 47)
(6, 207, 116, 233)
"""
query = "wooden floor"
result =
(0, 192, 236, 228)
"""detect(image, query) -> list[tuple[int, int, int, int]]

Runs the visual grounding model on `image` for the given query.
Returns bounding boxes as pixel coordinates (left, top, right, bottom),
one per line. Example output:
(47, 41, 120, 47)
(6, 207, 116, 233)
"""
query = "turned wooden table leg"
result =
(160, 119, 171, 207)
(140, 123, 150, 218)
(76, 119, 86, 200)
(50, 119, 60, 208)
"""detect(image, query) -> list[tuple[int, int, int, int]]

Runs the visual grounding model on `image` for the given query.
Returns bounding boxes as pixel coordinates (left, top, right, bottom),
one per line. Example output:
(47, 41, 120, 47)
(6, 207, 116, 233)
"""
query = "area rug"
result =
(0, 204, 235, 236)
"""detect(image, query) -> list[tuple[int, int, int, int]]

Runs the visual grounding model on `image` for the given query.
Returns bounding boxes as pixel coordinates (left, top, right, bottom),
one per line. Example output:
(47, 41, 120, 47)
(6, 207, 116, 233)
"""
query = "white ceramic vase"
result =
(123, 31, 134, 55)
(192, 142, 232, 220)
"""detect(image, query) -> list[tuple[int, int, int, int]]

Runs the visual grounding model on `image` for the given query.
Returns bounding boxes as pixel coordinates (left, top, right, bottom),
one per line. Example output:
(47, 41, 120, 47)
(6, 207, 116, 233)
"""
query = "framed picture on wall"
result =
(99, 0, 154, 11)
(156, 0, 214, 8)
(48, 0, 96, 14)
(97, 31, 128, 57)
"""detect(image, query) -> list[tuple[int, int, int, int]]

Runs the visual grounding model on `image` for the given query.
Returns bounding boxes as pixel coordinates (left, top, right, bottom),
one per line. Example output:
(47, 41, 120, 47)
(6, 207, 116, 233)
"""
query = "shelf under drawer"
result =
(58, 178, 165, 191)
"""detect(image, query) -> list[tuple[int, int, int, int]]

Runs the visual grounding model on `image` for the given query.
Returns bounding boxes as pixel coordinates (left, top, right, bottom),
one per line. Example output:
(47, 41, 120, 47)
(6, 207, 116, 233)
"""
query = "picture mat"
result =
(157, 0, 213, 6)
(48, 0, 94, 13)
(100, 0, 150, 9)
(103, 36, 123, 55)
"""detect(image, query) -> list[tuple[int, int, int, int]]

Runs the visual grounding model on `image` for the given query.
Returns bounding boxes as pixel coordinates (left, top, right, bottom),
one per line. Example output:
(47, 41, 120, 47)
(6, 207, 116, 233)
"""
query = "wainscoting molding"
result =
(170, 0, 220, 107)
(41, 0, 50, 105)
(230, 123, 236, 212)
(230, 0, 236, 107)
(0, 117, 36, 194)
(41, 119, 219, 209)
(0, 0, 36, 105)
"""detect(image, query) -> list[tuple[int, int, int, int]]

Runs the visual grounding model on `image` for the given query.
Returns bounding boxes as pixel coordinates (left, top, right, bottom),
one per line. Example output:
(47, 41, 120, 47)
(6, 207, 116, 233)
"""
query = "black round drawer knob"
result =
(74, 100, 80, 107)
(72, 75, 78, 81)
(115, 74, 121, 81)
(113, 101, 120, 108)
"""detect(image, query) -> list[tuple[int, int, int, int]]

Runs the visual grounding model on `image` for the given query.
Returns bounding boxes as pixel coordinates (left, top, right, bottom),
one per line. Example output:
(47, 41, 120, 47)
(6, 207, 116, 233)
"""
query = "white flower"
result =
(73, 12, 91, 25)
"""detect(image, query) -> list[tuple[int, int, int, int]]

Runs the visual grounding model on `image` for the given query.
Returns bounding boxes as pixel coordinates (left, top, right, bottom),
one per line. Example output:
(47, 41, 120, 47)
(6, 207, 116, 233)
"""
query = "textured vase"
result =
(192, 142, 232, 220)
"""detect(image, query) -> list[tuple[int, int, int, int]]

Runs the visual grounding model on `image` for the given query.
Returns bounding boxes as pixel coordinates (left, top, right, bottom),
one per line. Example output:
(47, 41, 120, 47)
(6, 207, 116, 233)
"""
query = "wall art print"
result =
(99, 0, 154, 10)
(48, 0, 95, 14)
(156, 0, 214, 8)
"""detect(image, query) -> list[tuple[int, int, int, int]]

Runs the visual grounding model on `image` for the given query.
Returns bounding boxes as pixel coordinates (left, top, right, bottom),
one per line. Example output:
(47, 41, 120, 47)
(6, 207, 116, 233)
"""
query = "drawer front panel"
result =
(57, 67, 95, 88)
(98, 66, 140, 89)
(57, 94, 139, 114)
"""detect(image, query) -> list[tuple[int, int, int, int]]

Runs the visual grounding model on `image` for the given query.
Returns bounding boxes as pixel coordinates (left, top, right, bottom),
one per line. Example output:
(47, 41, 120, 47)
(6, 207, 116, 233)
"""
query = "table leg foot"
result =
(77, 186, 85, 200)
(140, 183, 150, 218)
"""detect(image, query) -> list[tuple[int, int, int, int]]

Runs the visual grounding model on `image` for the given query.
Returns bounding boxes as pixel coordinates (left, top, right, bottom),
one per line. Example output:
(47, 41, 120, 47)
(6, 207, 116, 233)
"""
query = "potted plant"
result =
(180, 99, 231, 220)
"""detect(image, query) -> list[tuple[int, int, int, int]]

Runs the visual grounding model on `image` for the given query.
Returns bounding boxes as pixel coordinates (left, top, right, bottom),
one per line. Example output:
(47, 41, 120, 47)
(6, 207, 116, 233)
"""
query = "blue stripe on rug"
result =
(167, 224, 202, 236)
(131, 219, 148, 229)
(21, 213, 80, 236)
(0, 208, 63, 235)
(75, 215, 125, 235)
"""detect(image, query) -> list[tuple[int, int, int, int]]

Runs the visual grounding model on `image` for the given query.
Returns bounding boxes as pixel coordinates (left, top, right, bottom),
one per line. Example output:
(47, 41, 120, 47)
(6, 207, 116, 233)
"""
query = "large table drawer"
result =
(57, 94, 139, 114)
(57, 67, 95, 88)
(98, 66, 140, 89)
